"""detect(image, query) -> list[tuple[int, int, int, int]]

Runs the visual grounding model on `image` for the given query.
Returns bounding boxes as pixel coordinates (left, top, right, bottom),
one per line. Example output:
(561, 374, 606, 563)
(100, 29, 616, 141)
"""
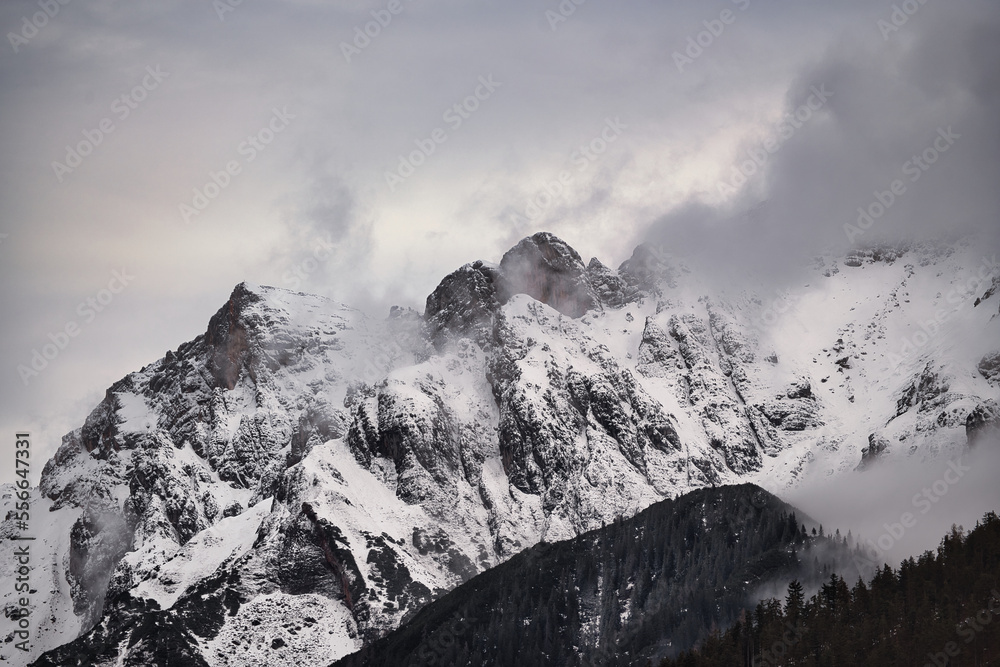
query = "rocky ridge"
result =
(1, 233, 997, 666)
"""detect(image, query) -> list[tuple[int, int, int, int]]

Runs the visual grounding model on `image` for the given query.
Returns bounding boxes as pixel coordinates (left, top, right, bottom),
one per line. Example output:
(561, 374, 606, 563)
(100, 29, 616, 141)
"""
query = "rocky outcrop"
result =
(488, 301, 685, 508)
(426, 233, 651, 344)
(786, 379, 813, 400)
(636, 318, 683, 379)
(67, 502, 134, 630)
(757, 399, 821, 432)
(288, 400, 348, 467)
(424, 261, 501, 350)
(972, 273, 999, 312)
(424, 233, 631, 351)
(752, 376, 821, 433)
(858, 432, 890, 469)
(496, 232, 598, 318)
(585, 257, 631, 308)
(206, 282, 260, 390)
(895, 363, 951, 417)
(966, 400, 1000, 447)
(846, 243, 911, 268)
(667, 314, 763, 473)
(979, 351, 1000, 385)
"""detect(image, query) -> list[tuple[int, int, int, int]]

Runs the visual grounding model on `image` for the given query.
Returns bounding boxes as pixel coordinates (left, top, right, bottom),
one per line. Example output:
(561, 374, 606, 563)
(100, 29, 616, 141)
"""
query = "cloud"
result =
(641, 0, 1000, 289)
(786, 436, 1000, 572)
(1, 0, 997, 484)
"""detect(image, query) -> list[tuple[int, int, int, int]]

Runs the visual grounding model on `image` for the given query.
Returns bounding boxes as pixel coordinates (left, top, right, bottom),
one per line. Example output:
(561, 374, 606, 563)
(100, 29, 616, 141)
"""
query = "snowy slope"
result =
(0, 490, 82, 665)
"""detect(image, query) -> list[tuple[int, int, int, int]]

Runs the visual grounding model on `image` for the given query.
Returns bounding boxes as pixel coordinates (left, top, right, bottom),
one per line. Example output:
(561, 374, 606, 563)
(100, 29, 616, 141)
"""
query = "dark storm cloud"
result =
(643, 0, 1000, 287)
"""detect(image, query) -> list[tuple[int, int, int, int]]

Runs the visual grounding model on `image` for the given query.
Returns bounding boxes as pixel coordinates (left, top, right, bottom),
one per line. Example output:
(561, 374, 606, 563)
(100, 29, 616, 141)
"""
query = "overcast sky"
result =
(1, 0, 998, 485)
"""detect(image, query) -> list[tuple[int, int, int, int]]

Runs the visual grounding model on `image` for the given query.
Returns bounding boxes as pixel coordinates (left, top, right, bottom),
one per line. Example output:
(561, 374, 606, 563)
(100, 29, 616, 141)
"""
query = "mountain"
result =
(1, 232, 998, 665)
(331, 484, 860, 667)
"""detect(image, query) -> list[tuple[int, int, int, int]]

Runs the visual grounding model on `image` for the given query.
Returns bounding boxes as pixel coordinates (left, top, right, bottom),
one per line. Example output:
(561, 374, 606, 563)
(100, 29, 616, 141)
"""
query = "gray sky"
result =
(2, 0, 998, 485)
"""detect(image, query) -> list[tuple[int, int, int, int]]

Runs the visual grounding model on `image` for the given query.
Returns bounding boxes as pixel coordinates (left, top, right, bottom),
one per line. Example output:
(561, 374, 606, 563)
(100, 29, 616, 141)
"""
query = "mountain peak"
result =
(424, 232, 606, 348)
(496, 232, 597, 318)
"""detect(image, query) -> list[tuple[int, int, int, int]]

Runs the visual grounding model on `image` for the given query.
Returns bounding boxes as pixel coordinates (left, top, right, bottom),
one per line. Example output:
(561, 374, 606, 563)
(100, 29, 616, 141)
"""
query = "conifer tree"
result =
(784, 579, 805, 622)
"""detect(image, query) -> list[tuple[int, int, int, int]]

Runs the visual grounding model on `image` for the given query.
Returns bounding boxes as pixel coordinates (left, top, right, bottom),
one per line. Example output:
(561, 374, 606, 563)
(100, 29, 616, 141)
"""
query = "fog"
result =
(786, 436, 1000, 573)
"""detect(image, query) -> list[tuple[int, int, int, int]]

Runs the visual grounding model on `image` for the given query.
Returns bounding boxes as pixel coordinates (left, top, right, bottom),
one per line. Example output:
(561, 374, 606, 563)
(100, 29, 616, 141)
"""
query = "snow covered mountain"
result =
(2, 232, 998, 666)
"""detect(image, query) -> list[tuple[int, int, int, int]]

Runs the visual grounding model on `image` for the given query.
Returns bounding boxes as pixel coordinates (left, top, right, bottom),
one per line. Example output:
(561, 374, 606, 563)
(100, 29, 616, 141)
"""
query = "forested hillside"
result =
(661, 512, 1000, 667)
(333, 484, 860, 667)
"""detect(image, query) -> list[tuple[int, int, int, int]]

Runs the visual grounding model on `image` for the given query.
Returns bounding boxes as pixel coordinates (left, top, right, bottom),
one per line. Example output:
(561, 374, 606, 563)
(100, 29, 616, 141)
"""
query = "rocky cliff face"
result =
(2, 234, 997, 666)
(424, 260, 500, 351)
(496, 232, 598, 318)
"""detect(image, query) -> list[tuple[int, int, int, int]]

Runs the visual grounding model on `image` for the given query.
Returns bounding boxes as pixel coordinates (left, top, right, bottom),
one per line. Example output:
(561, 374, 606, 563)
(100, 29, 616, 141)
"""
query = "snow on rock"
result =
(132, 497, 271, 609)
(202, 592, 360, 666)
(26, 234, 1000, 665)
(0, 491, 82, 666)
